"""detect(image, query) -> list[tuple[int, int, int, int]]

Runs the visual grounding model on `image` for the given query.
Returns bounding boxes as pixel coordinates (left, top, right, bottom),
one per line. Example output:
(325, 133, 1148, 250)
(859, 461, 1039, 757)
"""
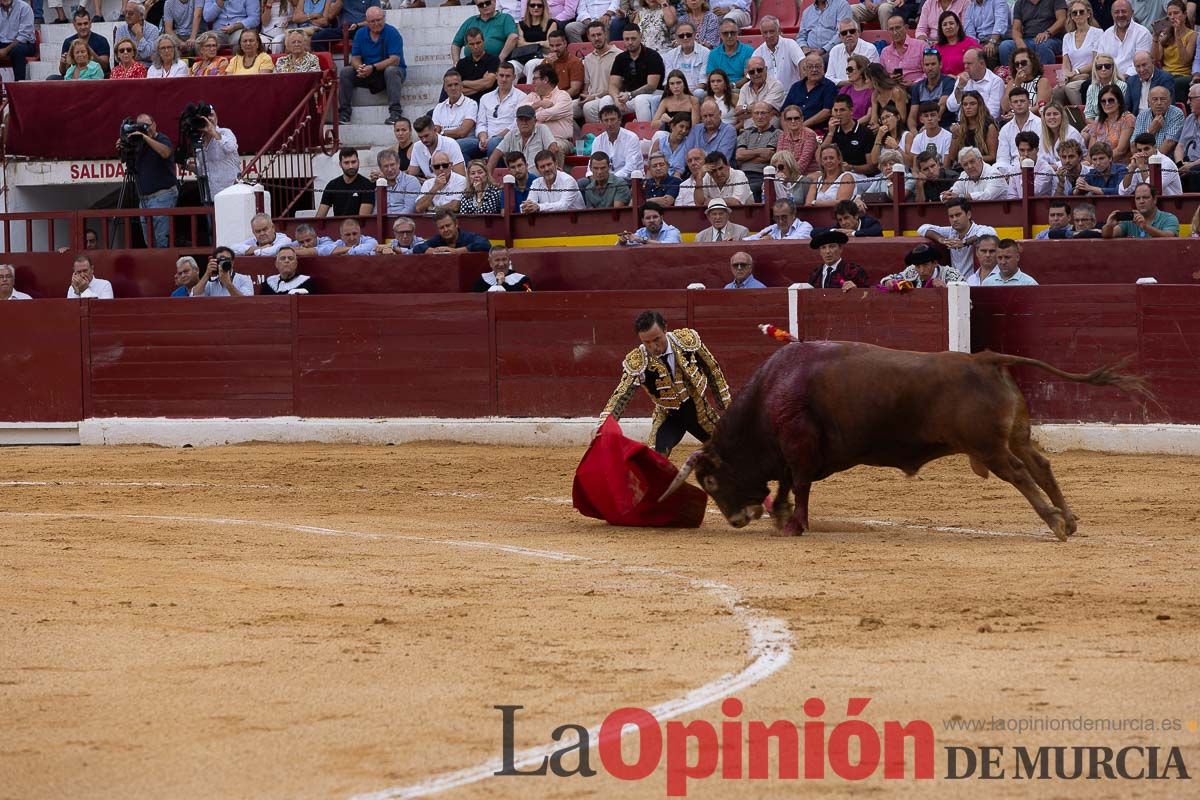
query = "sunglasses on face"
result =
(721, 30, 738, 36)
(784, 115, 802, 121)
(846, 66, 857, 73)
(1014, 60, 1029, 67)
(1071, 8, 1089, 14)
(1097, 63, 1112, 69)
(839, 29, 856, 36)
(677, 32, 694, 38)
(731, 262, 752, 269)
(528, 2, 544, 6)
(118, 47, 133, 53)
(746, 68, 764, 74)
(433, 163, 451, 169)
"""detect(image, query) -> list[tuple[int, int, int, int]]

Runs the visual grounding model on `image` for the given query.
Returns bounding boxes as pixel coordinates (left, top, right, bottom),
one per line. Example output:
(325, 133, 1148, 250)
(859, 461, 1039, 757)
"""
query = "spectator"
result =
(579, 21, 622, 121)
(452, 0, 517, 62)
(724, 251, 766, 288)
(566, 0, 620, 43)
(826, 19, 879, 84)
(115, 2, 159, 65)
(233, 213, 293, 256)
(512, 3, 558, 80)
(875, 103, 911, 162)
(489, 104, 559, 171)
(808, 230, 869, 290)
(707, 18, 754, 85)
(652, 70, 702, 129)
(908, 48, 957, 131)
(122, 113, 178, 248)
(748, 198, 814, 240)
(604, 24, 665, 122)
(1006, 131, 1056, 197)
(1033, 200, 1072, 240)
(769, 150, 806, 201)
(416, 152, 470, 213)
(317, 148, 376, 217)
(524, 63, 575, 154)
(54, 8, 110, 80)
(522, 149, 586, 211)
(163, 0, 202, 55)
(996, 85, 1042, 165)
(504, 151, 537, 205)
(735, 102, 779, 200)
(1097, 0, 1152, 77)
(827, 95, 875, 176)
(338, 7, 406, 125)
(776, 104, 819, 176)
(880, 244, 964, 288)
(64, 38, 104, 79)
(579, 152, 632, 208)
(1133, 85, 1185, 156)
(649, 113, 693, 178)
(0, 0, 33, 82)
(324, 218, 379, 255)
(191, 247, 252, 296)
(531, 29, 583, 95)
(192, 105, 240, 200)
(433, 70, 482, 159)
(617, 203, 682, 245)
(912, 149, 956, 200)
(798, 0, 852, 59)
(683, 100, 737, 163)
(999, 0, 1066, 68)
(1133, 0, 1170, 26)
(66, 255, 115, 298)
(881, 14, 926, 84)
(410, 116, 468, 179)
(676, 146, 709, 204)
(935, 10, 979, 76)
(831, 197, 884, 237)
(1083, 54, 1126, 121)
(917, 0, 968, 44)
(0, 263, 29, 300)
(943, 146, 1008, 199)
(1051, 137, 1085, 193)
(917, 197, 998, 276)
(412, 209, 492, 254)
(695, 197, 748, 240)
(1126, 50, 1176, 115)
(454, 28, 501, 106)
(293, 0, 340, 45)
(476, 64, 526, 160)
(783, 53, 837, 133)
(370, 149, 421, 215)
(981, 238, 1040, 284)
(1054, 0, 1103, 105)
(224, 28, 273, 74)
(1102, 182, 1180, 237)
(473, 246, 532, 291)
(389, 118, 417, 172)
(291, 223, 335, 256)
(171, 257, 199, 297)
(150, 34, 190, 76)
(753, 15, 803, 89)
(677, 0, 720, 50)
(258, 247, 317, 294)
(377, 217, 425, 255)
(704, 68, 741, 125)
(909, 100, 954, 170)
(963, 232, 1000, 282)
(860, 147, 908, 199)
(842, 54, 875, 120)
(711, 0, 751, 29)
(1078, 140, 1129, 194)
(623, 0, 674, 53)
(189, 31, 229, 75)
(736, 57, 786, 128)
(591, 104, 645, 178)
(1070, 201, 1102, 236)
(1151, 0, 1194, 101)
(1037, 100, 1085, 165)
(201, 0, 256, 48)
(111, 36, 148, 77)
(643, 153, 682, 205)
(806, 141, 858, 206)
(1123, 131, 1184, 195)
(693, 150, 752, 207)
(1002, 47, 1051, 114)
(947, 47, 1004, 118)
(964, 0, 1012, 67)
(1176, 83, 1200, 191)
(460, 159, 506, 213)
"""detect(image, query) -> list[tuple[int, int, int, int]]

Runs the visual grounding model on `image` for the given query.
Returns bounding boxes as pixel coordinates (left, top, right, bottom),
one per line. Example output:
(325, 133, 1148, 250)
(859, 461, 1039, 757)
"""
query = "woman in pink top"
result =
(934, 11, 978, 76)
(843, 55, 874, 123)
(917, 0, 969, 43)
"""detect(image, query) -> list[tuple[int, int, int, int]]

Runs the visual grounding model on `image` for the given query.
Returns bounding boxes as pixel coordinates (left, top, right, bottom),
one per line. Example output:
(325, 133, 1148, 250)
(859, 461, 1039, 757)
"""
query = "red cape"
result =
(572, 417, 708, 528)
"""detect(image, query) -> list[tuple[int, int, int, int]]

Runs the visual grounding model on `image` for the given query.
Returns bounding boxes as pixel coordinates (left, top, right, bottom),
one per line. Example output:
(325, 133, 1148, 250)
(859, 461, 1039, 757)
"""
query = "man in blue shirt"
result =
(202, 0, 260, 47)
(724, 252, 766, 289)
(52, 8, 110, 79)
(797, 0, 851, 57)
(617, 204, 682, 245)
(0, 0, 36, 81)
(707, 18, 755, 85)
(908, 49, 958, 129)
(413, 209, 493, 254)
(644, 154, 682, 205)
(683, 100, 737, 164)
(963, 0, 1011, 67)
(1077, 141, 1127, 196)
(338, 6, 406, 124)
(503, 151, 536, 205)
(782, 53, 837, 133)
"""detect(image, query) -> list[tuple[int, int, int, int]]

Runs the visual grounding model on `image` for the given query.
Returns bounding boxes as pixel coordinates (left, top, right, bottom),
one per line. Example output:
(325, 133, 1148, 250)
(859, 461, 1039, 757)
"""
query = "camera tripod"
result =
(111, 146, 143, 250)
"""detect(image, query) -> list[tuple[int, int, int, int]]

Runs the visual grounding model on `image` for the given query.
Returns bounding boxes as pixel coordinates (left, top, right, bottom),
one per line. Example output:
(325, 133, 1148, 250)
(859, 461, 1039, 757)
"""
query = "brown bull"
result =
(662, 341, 1148, 541)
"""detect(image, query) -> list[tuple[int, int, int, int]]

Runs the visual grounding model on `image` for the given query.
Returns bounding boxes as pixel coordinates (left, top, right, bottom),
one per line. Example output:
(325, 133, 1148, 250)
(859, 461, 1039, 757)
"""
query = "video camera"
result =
(176, 101, 214, 164)
(117, 117, 150, 159)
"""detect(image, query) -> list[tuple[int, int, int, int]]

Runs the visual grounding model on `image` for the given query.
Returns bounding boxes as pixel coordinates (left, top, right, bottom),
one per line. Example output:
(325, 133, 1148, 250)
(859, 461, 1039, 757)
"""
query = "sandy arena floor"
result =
(1, 442, 1198, 799)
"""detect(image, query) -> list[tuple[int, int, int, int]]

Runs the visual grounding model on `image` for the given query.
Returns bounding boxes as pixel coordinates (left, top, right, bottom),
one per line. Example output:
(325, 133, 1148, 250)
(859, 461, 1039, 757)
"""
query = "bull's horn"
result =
(659, 450, 703, 502)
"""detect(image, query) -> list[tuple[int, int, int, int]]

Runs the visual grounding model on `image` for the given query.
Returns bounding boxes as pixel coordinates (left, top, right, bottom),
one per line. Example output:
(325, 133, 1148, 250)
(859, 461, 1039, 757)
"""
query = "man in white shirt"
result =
(747, 198, 814, 240)
(415, 152, 470, 213)
(191, 248, 253, 297)
(590, 105, 644, 179)
(232, 213, 293, 257)
(692, 151, 753, 207)
(433, 70, 482, 159)
(0, 264, 31, 300)
(66, 254, 115, 299)
(521, 149, 586, 211)
(995, 85, 1042, 166)
(194, 105, 240, 200)
(825, 19, 879, 84)
(964, 233, 1001, 285)
(753, 15, 804, 90)
(1122, 132, 1183, 196)
(735, 57, 786, 128)
(324, 219, 380, 256)
(662, 22, 710, 100)
(409, 117, 468, 179)
(946, 47, 1005, 119)
(1097, 0, 1152, 77)
(943, 146, 1009, 200)
(917, 197, 999, 277)
(566, 0, 620, 43)
(676, 148, 708, 206)
(1006, 131, 1057, 198)
(476, 63, 527, 159)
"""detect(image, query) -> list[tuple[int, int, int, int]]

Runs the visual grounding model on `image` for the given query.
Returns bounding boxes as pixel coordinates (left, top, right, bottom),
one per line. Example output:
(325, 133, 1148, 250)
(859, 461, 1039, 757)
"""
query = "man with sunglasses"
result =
(115, 1, 159, 64)
(663, 22, 710, 99)
(963, 0, 1011, 67)
(1096, 0, 1152, 77)
(724, 252, 767, 289)
(736, 57, 785, 128)
(415, 152, 469, 213)
(452, 0, 518, 63)
(880, 14, 925, 84)
(825, 19, 878, 85)
(707, 18, 755, 86)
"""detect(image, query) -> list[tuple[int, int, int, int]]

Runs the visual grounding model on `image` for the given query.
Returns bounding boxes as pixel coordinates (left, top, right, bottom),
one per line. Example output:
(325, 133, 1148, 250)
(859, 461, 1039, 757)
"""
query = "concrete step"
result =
(350, 106, 395, 125)
(337, 124, 400, 149)
(29, 61, 58, 81)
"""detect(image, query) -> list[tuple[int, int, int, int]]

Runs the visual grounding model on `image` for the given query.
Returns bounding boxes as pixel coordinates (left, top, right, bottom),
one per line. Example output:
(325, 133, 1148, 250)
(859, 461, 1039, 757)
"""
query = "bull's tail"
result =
(975, 351, 1153, 399)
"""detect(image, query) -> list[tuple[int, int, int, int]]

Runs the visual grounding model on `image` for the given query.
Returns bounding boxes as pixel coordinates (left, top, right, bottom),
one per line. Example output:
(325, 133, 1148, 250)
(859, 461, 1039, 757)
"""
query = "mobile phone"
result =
(1113, 211, 1135, 222)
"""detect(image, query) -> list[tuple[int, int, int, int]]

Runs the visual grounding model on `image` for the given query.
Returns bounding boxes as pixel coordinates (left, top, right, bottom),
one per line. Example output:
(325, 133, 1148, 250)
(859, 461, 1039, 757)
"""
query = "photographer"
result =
(191, 246, 254, 296)
(185, 104, 241, 202)
(118, 113, 178, 248)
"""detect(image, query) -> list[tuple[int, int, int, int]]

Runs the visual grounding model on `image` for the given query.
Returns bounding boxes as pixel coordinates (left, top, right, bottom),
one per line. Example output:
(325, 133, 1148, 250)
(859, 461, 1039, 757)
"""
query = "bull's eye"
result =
(702, 476, 719, 493)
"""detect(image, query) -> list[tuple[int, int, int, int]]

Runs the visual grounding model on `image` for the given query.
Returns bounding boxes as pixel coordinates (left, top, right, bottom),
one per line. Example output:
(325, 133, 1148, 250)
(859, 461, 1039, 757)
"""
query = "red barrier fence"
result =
(4, 287, 1196, 426)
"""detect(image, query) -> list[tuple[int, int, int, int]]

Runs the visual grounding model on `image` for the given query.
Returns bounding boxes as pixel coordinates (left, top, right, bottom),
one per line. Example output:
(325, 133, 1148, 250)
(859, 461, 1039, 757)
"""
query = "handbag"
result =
(510, 43, 544, 62)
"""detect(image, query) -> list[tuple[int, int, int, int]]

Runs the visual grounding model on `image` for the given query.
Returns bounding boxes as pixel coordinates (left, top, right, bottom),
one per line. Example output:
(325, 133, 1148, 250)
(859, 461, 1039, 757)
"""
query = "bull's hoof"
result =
(771, 519, 805, 537)
(1049, 513, 1069, 542)
(770, 502, 795, 529)
(1064, 513, 1078, 537)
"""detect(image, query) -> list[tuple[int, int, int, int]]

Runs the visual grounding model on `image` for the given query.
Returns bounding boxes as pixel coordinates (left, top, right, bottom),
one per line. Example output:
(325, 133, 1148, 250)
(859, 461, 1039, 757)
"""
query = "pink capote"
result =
(572, 416, 708, 528)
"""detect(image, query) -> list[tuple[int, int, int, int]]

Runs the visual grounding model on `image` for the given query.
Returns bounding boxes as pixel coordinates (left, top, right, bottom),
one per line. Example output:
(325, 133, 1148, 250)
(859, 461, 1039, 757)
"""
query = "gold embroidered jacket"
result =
(598, 328, 733, 445)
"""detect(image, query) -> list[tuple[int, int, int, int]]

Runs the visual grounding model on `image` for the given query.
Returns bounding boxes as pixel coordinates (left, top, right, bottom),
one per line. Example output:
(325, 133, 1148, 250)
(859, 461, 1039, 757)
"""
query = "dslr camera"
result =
(216, 254, 233, 273)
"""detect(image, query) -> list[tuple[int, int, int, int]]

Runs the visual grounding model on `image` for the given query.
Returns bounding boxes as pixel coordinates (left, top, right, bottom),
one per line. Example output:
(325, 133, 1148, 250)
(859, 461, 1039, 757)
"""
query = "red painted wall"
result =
(0, 301, 83, 422)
